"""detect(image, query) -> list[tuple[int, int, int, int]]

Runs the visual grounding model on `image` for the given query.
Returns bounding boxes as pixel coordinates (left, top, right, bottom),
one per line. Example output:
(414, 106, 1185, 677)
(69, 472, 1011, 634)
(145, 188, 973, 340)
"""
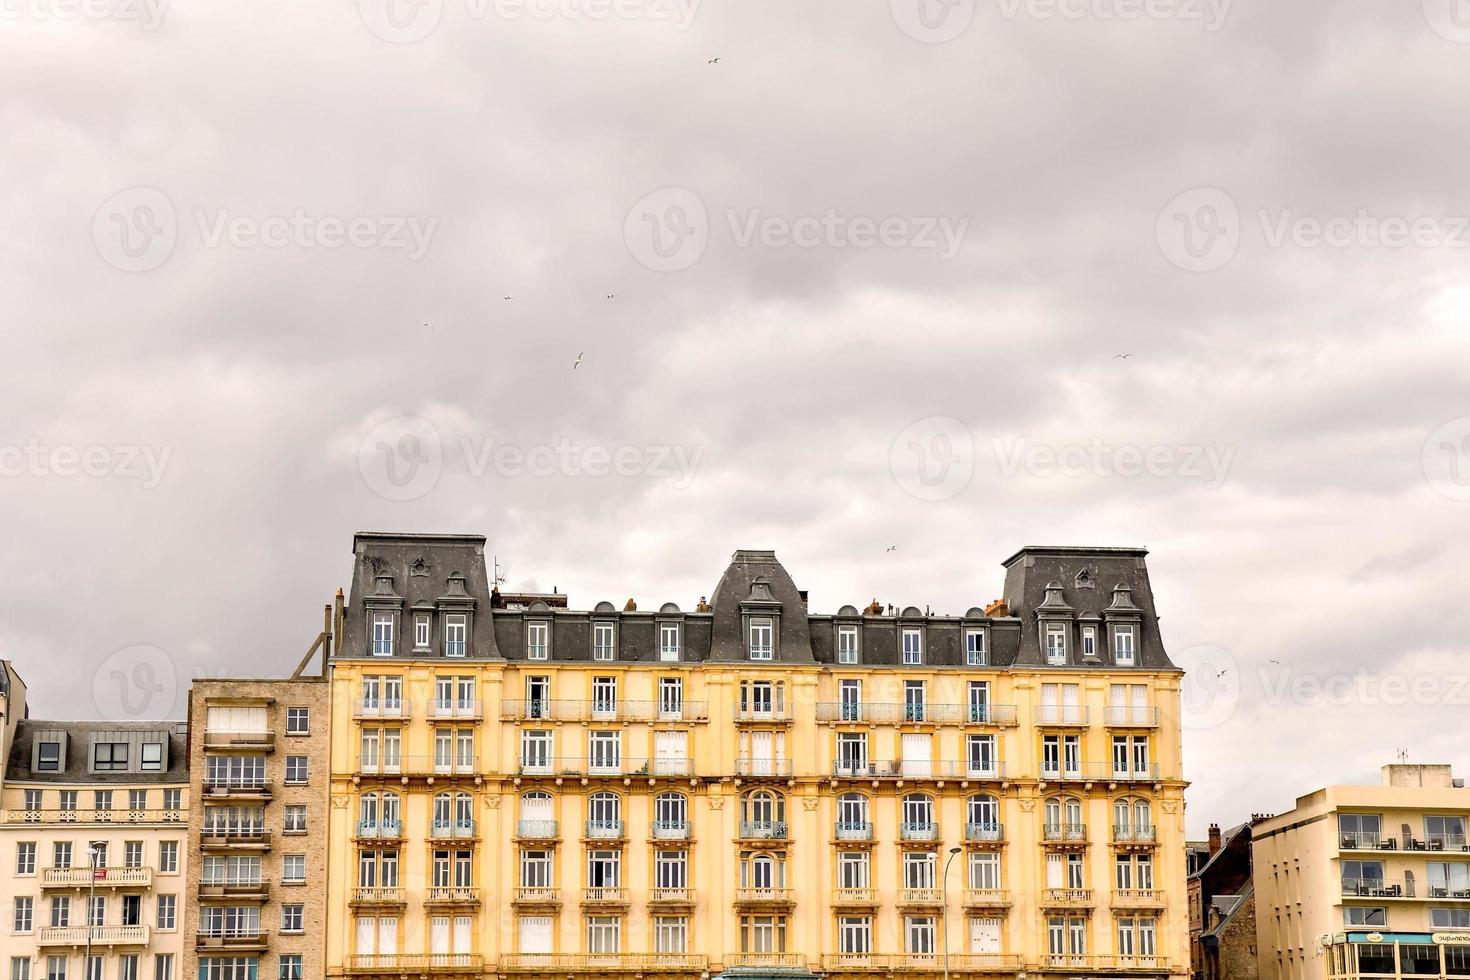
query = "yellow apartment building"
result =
(1254, 764, 1470, 980)
(324, 534, 1189, 980)
(0, 662, 190, 980)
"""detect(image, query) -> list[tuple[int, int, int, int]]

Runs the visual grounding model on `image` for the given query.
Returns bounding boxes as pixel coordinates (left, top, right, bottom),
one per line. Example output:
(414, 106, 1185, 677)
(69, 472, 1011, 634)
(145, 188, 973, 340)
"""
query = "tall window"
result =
(967, 735, 997, 777)
(654, 917, 688, 954)
(901, 627, 923, 665)
(1113, 626, 1136, 665)
(444, 615, 467, 657)
(526, 622, 549, 660)
(588, 732, 622, 773)
(521, 731, 552, 773)
(905, 916, 936, 954)
(966, 628, 987, 665)
(1045, 623, 1067, 664)
(414, 615, 430, 650)
(659, 622, 681, 661)
(969, 851, 1001, 890)
(1081, 626, 1097, 658)
(592, 677, 618, 718)
(586, 916, 620, 954)
(593, 622, 615, 661)
(658, 678, 683, 719)
(837, 626, 859, 664)
(749, 618, 774, 660)
(371, 614, 395, 657)
(839, 916, 872, 954)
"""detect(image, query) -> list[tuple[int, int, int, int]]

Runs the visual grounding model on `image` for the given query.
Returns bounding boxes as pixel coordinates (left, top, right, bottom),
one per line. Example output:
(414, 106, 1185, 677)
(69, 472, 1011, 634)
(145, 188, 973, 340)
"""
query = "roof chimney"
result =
(1208, 823, 1222, 855)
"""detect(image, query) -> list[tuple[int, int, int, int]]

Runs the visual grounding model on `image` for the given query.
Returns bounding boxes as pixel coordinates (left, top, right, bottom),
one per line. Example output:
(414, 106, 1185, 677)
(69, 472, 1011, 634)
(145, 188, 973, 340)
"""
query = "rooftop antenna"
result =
(493, 555, 508, 589)
(1398, 748, 1410, 763)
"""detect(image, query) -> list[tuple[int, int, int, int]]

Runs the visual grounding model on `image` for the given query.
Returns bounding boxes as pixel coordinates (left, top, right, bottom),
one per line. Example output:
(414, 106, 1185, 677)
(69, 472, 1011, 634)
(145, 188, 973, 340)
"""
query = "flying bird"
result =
(503, 296, 514, 301)
(1216, 668, 1229, 678)
(606, 294, 616, 300)
(1114, 353, 1133, 359)
(573, 352, 584, 370)
(1268, 658, 1281, 665)
(708, 57, 720, 64)
(885, 546, 897, 553)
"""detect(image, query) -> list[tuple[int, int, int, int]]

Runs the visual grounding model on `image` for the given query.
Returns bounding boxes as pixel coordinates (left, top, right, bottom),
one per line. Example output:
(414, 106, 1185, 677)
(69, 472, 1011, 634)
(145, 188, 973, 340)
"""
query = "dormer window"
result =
(901, 627, 923, 665)
(659, 623, 681, 662)
(1113, 626, 1136, 666)
(837, 626, 859, 664)
(414, 615, 431, 651)
(1045, 623, 1067, 665)
(444, 614, 467, 657)
(36, 741, 62, 772)
(1081, 626, 1097, 658)
(749, 619, 774, 661)
(371, 613, 396, 657)
(93, 742, 128, 772)
(965, 629, 987, 666)
(140, 742, 164, 771)
(593, 622, 616, 661)
(526, 622, 549, 661)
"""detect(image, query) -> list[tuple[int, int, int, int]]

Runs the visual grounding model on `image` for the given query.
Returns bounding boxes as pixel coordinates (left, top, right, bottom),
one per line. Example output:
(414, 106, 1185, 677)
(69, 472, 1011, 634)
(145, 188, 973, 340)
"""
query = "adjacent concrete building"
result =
(1254, 764, 1470, 980)
(0, 662, 190, 980)
(324, 534, 1190, 980)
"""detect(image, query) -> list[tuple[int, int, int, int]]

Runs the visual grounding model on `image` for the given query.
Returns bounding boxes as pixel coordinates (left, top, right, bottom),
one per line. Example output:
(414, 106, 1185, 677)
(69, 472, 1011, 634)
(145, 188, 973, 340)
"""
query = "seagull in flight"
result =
(503, 295, 514, 301)
(573, 352, 584, 370)
(1114, 353, 1133, 360)
(606, 294, 616, 300)
(708, 57, 720, 64)
(885, 545, 897, 553)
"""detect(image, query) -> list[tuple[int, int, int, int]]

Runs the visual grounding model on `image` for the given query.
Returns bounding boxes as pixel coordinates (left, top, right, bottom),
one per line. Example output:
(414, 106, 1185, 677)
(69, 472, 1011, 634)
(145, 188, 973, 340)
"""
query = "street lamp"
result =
(85, 842, 104, 978)
(942, 846, 963, 980)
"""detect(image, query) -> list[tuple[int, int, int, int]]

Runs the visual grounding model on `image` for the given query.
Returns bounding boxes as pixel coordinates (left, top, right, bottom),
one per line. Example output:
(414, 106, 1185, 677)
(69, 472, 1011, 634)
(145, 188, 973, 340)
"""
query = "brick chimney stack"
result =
(1208, 822, 1222, 855)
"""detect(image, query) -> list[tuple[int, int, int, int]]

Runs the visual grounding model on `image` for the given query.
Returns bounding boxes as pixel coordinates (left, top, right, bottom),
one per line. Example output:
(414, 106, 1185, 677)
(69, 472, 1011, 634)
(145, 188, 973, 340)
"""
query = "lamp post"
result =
(942, 845, 962, 980)
(85, 842, 104, 978)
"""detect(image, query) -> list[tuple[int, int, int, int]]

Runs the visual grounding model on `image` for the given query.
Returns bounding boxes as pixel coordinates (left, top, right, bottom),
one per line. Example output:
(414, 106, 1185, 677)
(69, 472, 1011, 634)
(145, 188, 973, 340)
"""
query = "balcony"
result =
(738, 820, 789, 841)
(352, 699, 411, 720)
(648, 887, 696, 906)
(1109, 764, 1162, 783)
(733, 706, 792, 724)
(1342, 877, 1417, 899)
(349, 887, 406, 907)
(1113, 888, 1166, 907)
(515, 819, 559, 841)
(512, 886, 560, 906)
(1339, 831, 1470, 853)
(815, 703, 1019, 726)
(735, 758, 793, 778)
(1112, 825, 1158, 845)
(584, 819, 625, 841)
(1104, 705, 1160, 728)
(581, 886, 631, 906)
(429, 819, 477, 840)
(354, 819, 404, 842)
(965, 822, 1004, 844)
(346, 955, 482, 975)
(901, 821, 940, 842)
(42, 867, 153, 888)
(1039, 762, 1105, 783)
(824, 954, 1024, 973)
(496, 954, 707, 973)
(501, 699, 585, 722)
(1424, 884, 1470, 901)
(833, 760, 1001, 780)
(198, 879, 270, 901)
(1041, 955, 1170, 972)
(1041, 888, 1094, 907)
(1043, 822, 1089, 845)
(650, 758, 693, 777)
(834, 821, 874, 842)
(2, 808, 185, 826)
(403, 756, 479, 778)
(517, 757, 647, 778)
(832, 760, 902, 779)
(202, 778, 272, 801)
(426, 699, 483, 720)
(723, 953, 807, 971)
(652, 820, 690, 841)
(196, 930, 269, 953)
(963, 888, 1013, 910)
(1033, 705, 1090, 727)
(831, 888, 880, 908)
(735, 887, 796, 907)
(897, 888, 944, 908)
(201, 825, 270, 850)
(203, 729, 276, 752)
(426, 887, 481, 906)
(38, 925, 150, 947)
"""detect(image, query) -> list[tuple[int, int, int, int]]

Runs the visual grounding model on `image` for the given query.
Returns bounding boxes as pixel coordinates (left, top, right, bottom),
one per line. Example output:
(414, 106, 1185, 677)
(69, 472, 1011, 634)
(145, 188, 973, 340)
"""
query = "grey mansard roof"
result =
(333, 533, 1178, 671)
(5, 720, 188, 784)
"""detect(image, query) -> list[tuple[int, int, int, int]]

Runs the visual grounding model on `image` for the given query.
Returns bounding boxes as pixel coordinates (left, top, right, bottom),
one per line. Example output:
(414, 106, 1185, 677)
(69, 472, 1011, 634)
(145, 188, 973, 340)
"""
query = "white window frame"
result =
(901, 627, 923, 665)
(749, 618, 774, 661)
(526, 622, 549, 661)
(593, 622, 616, 661)
(1113, 626, 1136, 665)
(371, 614, 395, 657)
(837, 625, 859, 664)
(965, 628, 987, 666)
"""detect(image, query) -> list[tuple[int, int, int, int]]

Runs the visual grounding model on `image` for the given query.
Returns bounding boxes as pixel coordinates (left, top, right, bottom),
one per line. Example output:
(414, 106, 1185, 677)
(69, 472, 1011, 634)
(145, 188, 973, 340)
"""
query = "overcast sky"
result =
(4, 0, 1470, 836)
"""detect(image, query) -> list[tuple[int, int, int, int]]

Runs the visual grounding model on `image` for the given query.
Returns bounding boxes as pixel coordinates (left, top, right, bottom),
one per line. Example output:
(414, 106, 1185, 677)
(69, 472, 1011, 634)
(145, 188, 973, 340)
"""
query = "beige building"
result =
(1253, 764, 1470, 980)
(0, 662, 190, 980)
(182, 672, 330, 980)
(324, 535, 1190, 980)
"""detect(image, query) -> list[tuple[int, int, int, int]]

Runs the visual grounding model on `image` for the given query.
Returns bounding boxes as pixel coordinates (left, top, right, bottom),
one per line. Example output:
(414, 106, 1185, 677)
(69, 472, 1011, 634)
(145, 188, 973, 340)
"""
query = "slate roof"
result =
(5, 720, 188, 784)
(335, 534, 1178, 671)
